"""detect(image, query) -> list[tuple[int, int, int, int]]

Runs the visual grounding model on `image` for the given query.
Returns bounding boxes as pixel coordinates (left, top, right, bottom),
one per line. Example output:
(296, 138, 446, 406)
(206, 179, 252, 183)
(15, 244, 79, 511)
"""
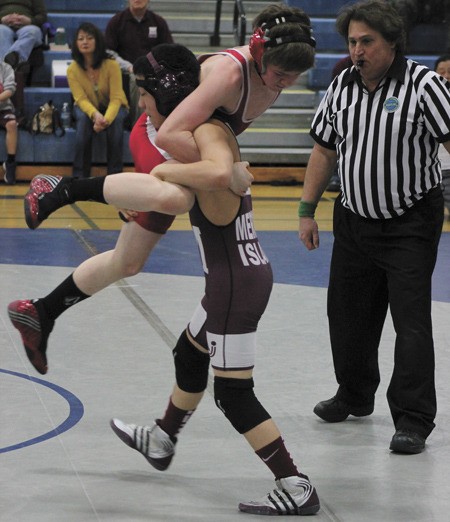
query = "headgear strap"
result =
(146, 52, 161, 72)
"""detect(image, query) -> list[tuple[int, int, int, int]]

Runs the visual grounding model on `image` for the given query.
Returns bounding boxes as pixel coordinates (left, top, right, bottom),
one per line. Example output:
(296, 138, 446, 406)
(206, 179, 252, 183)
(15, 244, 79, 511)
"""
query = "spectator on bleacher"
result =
(67, 22, 129, 178)
(0, 0, 47, 72)
(0, 59, 18, 184)
(105, 0, 173, 125)
(435, 53, 450, 218)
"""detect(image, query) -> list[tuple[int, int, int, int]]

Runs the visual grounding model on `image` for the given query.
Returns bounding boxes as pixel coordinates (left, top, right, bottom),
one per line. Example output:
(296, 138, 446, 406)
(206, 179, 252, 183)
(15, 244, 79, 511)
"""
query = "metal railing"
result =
(233, 0, 247, 46)
(210, 0, 247, 47)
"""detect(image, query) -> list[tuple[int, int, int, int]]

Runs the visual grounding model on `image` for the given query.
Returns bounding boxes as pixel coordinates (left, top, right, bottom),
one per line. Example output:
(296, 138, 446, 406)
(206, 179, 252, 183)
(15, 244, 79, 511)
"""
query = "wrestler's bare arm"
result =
(152, 121, 238, 191)
(155, 57, 243, 163)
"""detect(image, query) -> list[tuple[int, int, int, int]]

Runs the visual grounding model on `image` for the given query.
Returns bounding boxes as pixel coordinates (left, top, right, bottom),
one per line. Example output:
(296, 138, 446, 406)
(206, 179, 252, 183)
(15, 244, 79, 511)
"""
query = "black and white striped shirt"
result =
(311, 53, 450, 218)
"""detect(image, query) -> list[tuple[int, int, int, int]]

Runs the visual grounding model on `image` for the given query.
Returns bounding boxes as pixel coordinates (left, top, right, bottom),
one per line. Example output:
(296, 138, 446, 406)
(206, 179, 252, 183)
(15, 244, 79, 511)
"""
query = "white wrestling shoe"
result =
(238, 475, 320, 516)
(110, 418, 176, 471)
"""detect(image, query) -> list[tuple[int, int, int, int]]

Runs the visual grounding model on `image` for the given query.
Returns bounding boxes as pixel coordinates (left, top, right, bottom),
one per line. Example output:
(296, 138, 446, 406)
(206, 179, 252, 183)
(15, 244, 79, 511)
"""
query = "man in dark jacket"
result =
(105, 0, 173, 124)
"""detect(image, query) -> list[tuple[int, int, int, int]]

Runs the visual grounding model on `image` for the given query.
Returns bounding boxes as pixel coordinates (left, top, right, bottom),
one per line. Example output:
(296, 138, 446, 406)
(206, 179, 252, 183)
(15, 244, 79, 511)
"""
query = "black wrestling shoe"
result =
(389, 430, 426, 454)
(24, 175, 73, 229)
(313, 396, 374, 423)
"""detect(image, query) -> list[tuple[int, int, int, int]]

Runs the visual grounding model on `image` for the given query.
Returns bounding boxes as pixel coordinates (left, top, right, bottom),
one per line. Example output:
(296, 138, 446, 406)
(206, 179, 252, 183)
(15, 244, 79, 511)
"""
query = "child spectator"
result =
(0, 60, 18, 184)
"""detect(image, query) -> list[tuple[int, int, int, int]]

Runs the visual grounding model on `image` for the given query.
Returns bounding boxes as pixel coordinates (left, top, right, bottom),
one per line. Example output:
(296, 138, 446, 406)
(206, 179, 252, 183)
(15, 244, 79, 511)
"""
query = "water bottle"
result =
(54, 27, 67, 46)
(61, 102, 72, 130)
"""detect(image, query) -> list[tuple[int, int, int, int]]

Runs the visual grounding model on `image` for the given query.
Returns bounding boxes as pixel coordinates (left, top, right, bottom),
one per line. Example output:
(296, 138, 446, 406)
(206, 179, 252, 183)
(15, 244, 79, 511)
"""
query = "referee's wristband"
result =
(298, 200, 317, 218)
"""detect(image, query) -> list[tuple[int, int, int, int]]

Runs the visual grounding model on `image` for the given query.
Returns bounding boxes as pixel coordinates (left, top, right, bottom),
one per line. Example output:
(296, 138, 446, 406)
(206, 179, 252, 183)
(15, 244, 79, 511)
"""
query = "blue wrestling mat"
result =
(1, 229, 449, 303)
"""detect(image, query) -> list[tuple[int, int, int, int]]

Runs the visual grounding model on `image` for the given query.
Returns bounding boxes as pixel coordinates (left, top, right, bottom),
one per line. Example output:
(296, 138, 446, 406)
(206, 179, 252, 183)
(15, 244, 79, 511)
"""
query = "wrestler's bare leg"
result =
(73, 220, 162, 295)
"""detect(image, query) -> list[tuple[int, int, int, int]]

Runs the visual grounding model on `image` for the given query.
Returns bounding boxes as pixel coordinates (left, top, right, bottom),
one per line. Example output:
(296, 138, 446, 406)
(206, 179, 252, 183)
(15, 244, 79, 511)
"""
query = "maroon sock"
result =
(255, 436, 300, 480)
(157, 397, 194, 440)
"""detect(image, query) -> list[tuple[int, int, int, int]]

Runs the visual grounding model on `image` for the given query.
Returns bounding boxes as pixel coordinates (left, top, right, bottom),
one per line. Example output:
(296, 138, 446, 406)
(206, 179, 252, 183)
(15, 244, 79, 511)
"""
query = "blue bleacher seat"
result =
(307, 53, 347, 90)
(0, 128, 132, 165)
(311, 19, 346, 52)
(23, 88, 72, 120)
(31, 129, 132, 164)
(0, 130, 35, 162)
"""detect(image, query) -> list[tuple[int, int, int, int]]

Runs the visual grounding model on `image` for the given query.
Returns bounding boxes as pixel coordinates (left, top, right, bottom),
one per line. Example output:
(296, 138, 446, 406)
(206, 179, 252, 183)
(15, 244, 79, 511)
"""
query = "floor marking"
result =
(0, 368, 84, 453)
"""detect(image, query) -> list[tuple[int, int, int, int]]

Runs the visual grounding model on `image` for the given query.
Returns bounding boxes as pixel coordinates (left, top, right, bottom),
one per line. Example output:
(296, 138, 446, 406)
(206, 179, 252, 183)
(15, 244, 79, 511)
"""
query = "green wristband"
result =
(298, 200, 317, 218)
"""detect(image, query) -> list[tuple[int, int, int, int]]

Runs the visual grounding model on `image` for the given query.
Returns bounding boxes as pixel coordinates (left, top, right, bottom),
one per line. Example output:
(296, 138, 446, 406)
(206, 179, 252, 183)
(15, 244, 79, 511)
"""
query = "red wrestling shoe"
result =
(24, 175, 73, 229)
(7, 299, 54, 374)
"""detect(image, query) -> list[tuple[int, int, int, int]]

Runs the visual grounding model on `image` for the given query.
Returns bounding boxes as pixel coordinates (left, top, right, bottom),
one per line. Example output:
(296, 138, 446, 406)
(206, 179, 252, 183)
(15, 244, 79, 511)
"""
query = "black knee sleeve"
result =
(214, 376, 271, 434)
(173, 331, 210, 393)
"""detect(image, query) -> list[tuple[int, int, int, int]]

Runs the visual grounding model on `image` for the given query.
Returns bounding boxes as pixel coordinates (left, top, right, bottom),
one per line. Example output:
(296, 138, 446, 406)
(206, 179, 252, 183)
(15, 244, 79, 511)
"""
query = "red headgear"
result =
(249, 26, 269, 71)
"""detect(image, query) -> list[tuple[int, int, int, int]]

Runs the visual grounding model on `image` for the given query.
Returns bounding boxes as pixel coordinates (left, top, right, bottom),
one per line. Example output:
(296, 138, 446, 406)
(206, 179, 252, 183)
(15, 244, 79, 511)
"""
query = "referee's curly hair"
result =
(336, 0, 406, 55)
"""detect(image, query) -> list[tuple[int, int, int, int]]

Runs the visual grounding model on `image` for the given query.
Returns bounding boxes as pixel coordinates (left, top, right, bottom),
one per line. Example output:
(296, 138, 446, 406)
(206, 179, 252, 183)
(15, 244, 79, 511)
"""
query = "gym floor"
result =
(1, 181, 449, 522)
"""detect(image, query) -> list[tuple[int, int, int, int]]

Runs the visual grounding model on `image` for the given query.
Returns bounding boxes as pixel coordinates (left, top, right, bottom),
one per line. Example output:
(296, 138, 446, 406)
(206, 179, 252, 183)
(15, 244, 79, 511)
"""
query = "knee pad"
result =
(214, 376, 271, 434)
(173, 330, 210, 393)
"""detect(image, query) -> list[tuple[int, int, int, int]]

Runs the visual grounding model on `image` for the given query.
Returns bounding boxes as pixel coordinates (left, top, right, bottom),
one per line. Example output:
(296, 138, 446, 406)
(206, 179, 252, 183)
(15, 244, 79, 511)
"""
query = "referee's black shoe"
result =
(313, 396, 374, 423)
(389, 430, 425, 454)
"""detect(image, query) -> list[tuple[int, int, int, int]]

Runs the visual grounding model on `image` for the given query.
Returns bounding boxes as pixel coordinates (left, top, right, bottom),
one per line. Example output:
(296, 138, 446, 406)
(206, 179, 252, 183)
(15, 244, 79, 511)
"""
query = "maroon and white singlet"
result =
(130, 105, 273, 371)
(188, 194, 273, 371)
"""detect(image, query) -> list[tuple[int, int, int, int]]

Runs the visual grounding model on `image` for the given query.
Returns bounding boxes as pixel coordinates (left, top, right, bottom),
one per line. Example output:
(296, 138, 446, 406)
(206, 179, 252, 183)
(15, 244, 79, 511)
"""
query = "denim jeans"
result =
(0, 24, 43, 62)
(72, 105, 128, 178)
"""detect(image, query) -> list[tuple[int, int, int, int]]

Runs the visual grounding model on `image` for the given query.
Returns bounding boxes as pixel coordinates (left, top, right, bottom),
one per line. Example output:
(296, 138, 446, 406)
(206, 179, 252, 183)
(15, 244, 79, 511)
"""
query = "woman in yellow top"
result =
(67, 22, 129, 178)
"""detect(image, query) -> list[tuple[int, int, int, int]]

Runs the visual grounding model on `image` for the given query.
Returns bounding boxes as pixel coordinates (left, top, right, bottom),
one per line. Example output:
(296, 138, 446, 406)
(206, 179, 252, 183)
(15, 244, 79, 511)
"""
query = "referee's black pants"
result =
(328, 188, 443, 438)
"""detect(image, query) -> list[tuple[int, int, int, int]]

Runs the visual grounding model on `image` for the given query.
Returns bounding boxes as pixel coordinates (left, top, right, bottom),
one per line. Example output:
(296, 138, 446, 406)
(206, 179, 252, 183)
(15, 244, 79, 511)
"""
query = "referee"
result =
(298, 0, 450, 454)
